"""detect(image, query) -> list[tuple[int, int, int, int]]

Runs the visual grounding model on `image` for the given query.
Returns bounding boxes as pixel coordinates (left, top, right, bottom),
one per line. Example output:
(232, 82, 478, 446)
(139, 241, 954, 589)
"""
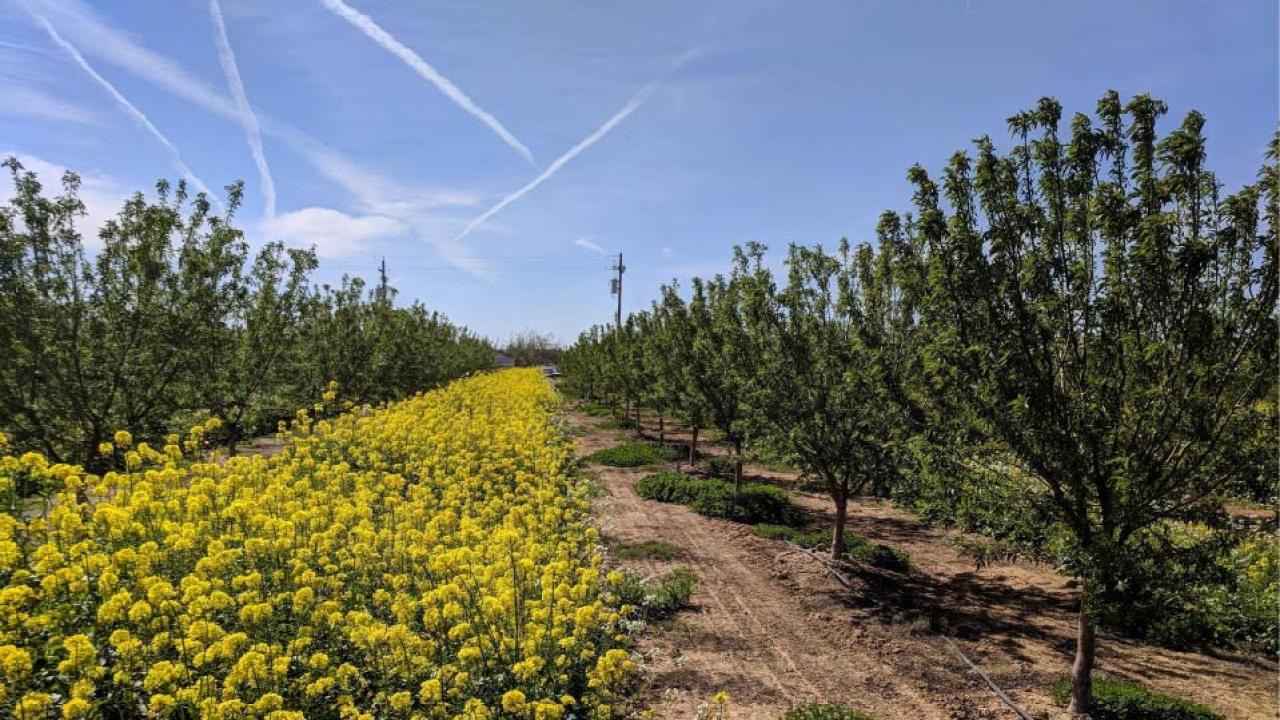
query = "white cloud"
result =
(573, 237, 607, 255)
(660, 246, 674, 259)
(0, 86, 100, 125)
(430, 239, 498, 284)
(1, 151, 128, 250)
(300, 143, 480, 216)
(266, 207, 407, 258)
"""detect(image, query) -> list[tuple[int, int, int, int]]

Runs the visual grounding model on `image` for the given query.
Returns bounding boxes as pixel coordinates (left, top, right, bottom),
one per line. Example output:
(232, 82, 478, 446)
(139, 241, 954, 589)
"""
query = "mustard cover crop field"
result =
(0, 369, 631, 720)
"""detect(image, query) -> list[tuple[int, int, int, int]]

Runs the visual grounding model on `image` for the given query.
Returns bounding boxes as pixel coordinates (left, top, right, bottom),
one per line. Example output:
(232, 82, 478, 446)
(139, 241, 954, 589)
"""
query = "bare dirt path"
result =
(571, 408, 1278, 720)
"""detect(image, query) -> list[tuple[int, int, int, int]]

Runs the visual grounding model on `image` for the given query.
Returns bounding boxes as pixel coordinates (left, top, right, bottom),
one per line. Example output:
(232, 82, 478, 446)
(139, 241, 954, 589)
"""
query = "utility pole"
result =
(610, 252, 625, 336)
(377, 257, 388, 304)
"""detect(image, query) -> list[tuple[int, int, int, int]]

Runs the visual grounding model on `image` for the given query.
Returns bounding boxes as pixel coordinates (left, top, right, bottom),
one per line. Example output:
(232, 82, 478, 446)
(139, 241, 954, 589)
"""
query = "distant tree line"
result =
(504, 328, 562, 367)
(0, 159, 494, 469)
(561, 93, 1277, 717)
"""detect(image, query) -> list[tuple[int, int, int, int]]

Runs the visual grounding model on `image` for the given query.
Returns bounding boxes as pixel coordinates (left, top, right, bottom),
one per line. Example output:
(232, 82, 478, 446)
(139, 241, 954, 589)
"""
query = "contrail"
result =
(28, 0, 489, 278)
(452, 80, 659, 244)
(209, 0, 275, 221)
(37, 15, 220, 206)
(318, 0, 534, 165)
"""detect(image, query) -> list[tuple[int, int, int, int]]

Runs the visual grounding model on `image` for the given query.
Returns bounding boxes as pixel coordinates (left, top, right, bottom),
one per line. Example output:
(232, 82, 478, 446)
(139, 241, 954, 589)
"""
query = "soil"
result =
(570, 408, 1279, 720)
(237, 436, 284, 459)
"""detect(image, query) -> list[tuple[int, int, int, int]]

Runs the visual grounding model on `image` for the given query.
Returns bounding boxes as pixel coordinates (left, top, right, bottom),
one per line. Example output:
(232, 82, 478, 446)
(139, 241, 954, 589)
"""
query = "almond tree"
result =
(901, 93, 1277, 715)
(634, 308, 675, 445)
(739, 240, 918, 559)
(684, 273, 754, 490)
(195, 241, 317, 453)
(654, 284, 713, 463)
(0, 161, 243, 468)
(560, 325, 609, 401)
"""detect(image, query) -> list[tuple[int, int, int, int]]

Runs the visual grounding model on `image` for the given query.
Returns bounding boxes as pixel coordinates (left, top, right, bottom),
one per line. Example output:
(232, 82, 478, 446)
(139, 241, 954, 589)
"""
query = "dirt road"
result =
(571, 409, 1278, 720)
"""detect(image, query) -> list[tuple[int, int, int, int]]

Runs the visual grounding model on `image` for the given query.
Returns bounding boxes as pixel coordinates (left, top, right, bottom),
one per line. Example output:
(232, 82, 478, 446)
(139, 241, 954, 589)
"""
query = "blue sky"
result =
(2, 0, 1275, 343)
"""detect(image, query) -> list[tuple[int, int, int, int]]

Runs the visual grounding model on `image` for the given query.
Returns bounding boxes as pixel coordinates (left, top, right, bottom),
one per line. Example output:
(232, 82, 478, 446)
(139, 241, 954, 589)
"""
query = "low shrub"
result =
(1057, 521, 1278, 654)
(614, 539, 684, 561)
(753, 523, 910, 571)
(645, 567, 698, 617)
(856, 542, 911, 572)
(586, 442, 684, 467)
(609, 567, 698, 621)
(1050, 676, 1225, 720)
(904, 448, 1276, 653)
(609, 570, 646, 605)
(706, 457, 736, 477)
(782, 703, 873, 720)
(634, 471, 697, 502)
(636, 472, 800, 524)
(687, 482, 795, 524)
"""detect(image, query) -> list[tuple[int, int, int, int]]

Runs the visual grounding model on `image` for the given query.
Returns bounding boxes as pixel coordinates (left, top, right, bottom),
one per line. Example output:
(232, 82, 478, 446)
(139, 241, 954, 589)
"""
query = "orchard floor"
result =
(569, 407, 1278, 720)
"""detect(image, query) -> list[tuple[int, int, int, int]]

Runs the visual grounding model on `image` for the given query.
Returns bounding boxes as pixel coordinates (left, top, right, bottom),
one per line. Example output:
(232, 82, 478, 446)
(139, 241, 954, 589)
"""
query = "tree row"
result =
(561, 92, 1277, 716)
(0, 160, 493, 470)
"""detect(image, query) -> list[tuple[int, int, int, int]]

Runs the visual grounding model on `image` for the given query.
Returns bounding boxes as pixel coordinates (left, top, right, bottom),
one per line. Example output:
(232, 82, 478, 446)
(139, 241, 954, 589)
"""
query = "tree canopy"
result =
(562, 93, 1278, 717)
(0, 159, 494, 467)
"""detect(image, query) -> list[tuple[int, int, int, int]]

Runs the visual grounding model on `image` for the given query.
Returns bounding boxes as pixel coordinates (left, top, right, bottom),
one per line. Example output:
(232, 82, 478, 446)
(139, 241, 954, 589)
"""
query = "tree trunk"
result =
(831, 483, 848, 560)
(224, 423, 240, 456)
(658, 415, 665, 446)
(83, 429, 107, 476)
(689, 427, 699, 464)
(1067, 603, 1096, 718)
(732, 438, 743, 493)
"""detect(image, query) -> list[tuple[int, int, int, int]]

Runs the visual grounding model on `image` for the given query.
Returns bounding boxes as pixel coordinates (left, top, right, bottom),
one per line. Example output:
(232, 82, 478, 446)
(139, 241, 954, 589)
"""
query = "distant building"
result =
(540, 364, 561, 379)
(494, 351, 516, 368)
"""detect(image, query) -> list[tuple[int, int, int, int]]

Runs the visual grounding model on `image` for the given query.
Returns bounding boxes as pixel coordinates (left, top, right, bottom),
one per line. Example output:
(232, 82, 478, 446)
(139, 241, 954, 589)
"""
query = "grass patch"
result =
(759, 458, 801, 474)
(554, 418, 588, 437)
(597, 417, 637, 430)
(609, 567, 698, 621)
(1051, 676, 1224, 720)
(636, 471, 801, 525)
(585, 442, 684, 467)
(952, 535, 1020, 569)
(613, 539, 684, 561)
(754, 523, 829, 548)
(753, 523, 910, 571)
(782, 703, 873, 720)
(579, 476, 610, 499)
(581, 402, 618, 417)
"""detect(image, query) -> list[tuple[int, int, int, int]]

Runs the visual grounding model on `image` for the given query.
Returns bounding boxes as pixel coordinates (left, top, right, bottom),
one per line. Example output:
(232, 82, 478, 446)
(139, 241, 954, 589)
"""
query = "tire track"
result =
(579, 421, 947, 719)
(603, 465, 802, 701)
